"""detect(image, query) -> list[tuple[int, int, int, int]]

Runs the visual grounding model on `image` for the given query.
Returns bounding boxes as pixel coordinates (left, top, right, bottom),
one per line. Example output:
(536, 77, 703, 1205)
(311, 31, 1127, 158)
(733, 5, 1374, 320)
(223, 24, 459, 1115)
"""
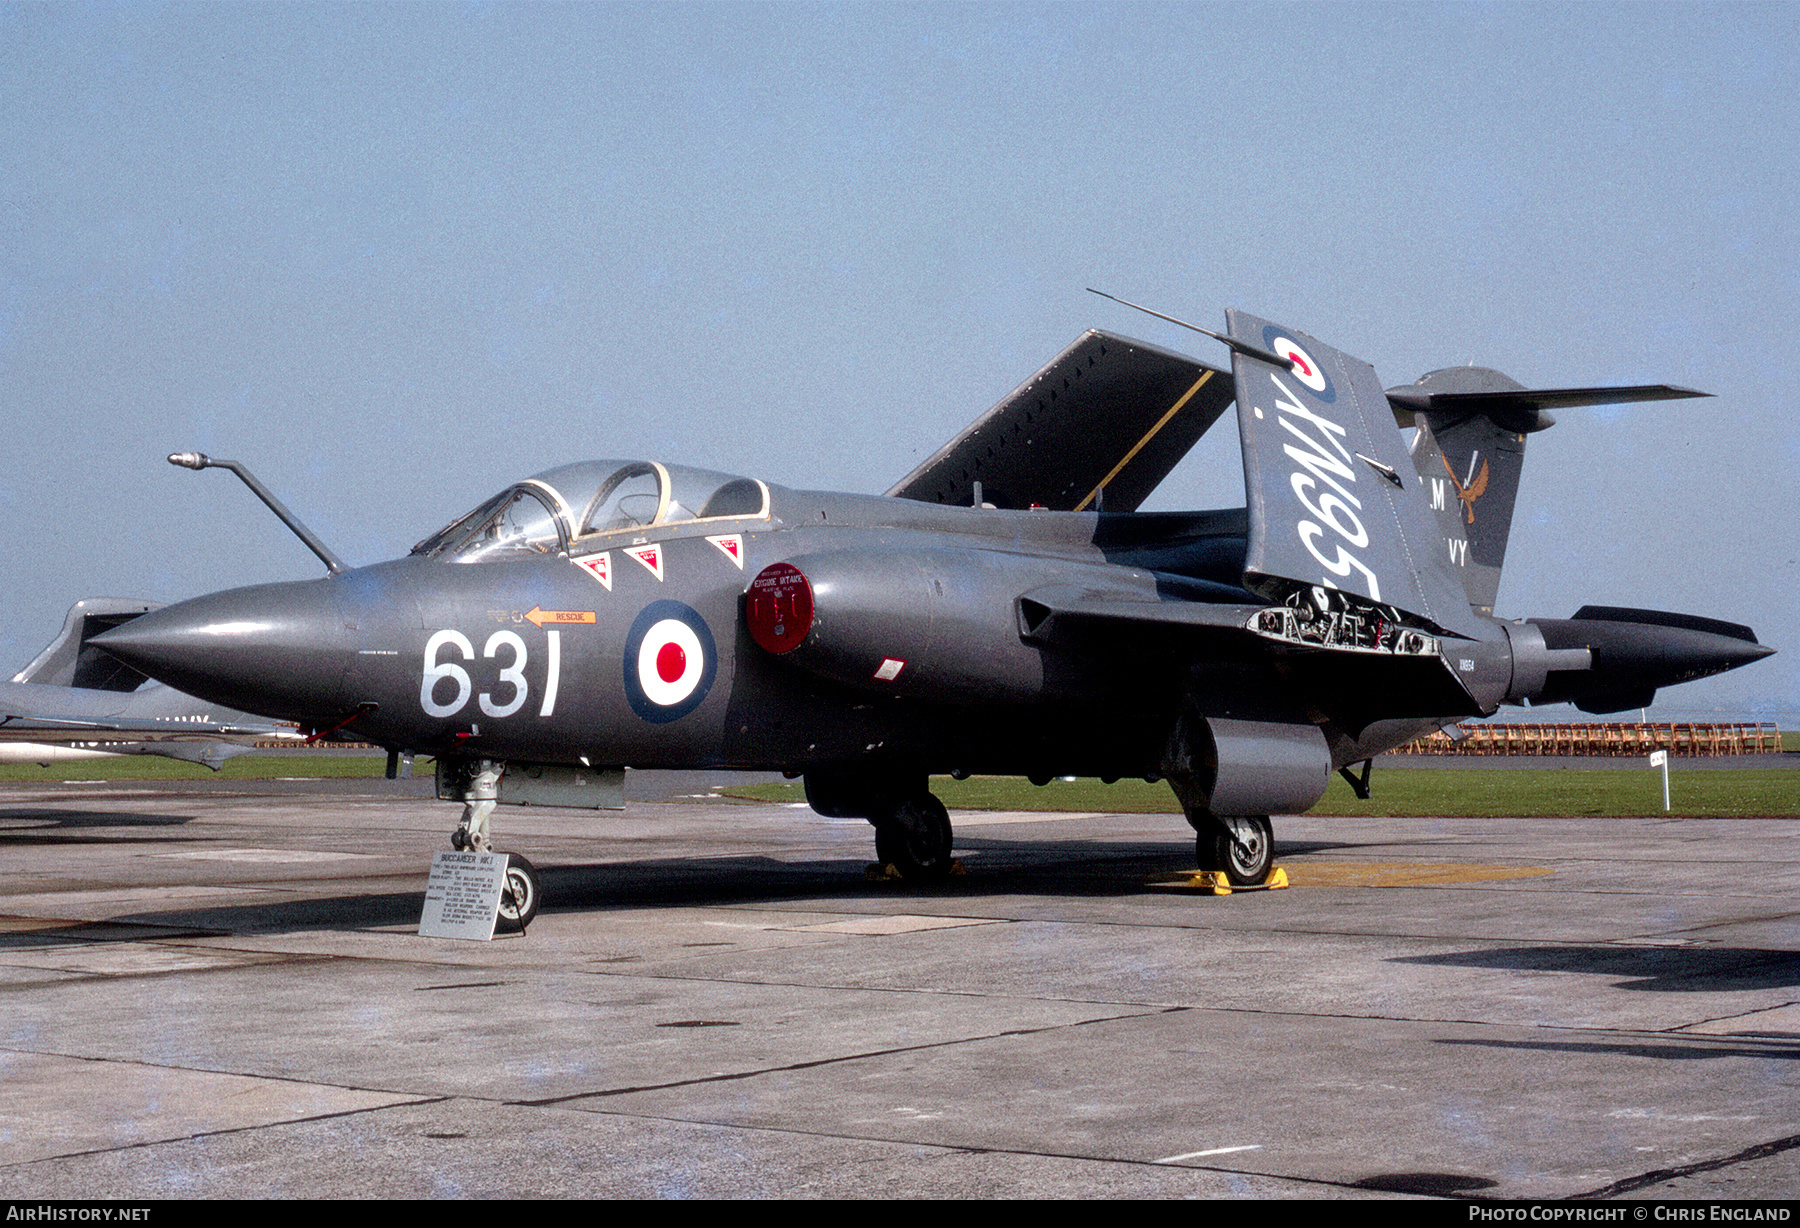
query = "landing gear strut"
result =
(437, 755, 545, 930)
(444, 757, 502, 853)
(1161, 703, 1283, 887)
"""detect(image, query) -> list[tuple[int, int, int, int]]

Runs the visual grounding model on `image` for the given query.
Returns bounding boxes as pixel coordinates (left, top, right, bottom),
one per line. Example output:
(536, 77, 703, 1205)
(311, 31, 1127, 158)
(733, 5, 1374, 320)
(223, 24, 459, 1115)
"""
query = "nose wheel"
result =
(437, 756, 541, 930)
(496, 853, 540, 933)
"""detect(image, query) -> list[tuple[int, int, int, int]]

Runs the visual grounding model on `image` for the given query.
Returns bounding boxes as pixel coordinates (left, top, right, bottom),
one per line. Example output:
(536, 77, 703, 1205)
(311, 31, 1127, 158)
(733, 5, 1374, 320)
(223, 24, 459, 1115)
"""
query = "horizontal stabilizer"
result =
(888, 331, 1232, 512)
(1389, 368, 1710, 622)
(1388, 382, 1709, 431)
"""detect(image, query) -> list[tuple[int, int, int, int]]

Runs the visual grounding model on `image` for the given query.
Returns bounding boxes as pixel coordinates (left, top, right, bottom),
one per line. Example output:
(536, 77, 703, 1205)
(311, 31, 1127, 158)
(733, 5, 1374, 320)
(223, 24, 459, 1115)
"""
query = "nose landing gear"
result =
(443, 758, 502, 854)
(497, 853, 540, 933)
(438, 755, 541, 932)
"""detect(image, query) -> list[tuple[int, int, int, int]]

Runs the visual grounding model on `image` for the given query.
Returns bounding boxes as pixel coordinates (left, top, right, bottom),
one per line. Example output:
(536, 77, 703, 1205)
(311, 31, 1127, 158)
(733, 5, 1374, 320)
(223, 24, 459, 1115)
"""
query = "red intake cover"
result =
(746, 562, 814, 654)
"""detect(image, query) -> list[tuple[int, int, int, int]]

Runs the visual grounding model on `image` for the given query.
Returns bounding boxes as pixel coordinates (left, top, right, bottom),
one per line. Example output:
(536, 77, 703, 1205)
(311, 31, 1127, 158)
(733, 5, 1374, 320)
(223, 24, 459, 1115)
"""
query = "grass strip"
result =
(721, 768, 1800, 819)
(6, 756, 1792, 819)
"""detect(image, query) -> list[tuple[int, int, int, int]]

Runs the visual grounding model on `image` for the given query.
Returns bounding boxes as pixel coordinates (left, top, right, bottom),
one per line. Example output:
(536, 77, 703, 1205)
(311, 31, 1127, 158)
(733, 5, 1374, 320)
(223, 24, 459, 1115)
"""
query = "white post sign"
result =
(419, 850, 507, 940)
(1648, 749, 1670, 812)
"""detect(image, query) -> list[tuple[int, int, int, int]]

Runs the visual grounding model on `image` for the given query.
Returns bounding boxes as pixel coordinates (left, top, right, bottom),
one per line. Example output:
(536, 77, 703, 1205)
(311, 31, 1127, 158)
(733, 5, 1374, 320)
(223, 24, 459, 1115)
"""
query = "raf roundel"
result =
(1264, 326, 1334, 402)
(623, 600, 718, 723)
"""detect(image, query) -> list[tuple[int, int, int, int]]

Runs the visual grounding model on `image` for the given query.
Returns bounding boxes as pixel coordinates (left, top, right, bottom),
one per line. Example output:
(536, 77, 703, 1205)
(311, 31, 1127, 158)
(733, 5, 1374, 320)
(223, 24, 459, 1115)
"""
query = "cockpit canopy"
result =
(412, 460, 771, 563)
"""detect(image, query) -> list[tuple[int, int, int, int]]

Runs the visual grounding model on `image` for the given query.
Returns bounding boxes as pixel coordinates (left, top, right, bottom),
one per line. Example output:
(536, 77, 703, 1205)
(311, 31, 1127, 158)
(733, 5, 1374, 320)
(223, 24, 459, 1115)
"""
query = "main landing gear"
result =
(803, 771, 956, 880)
(1191, 813, 1274, 887)
(873, 793, 955, 879)
(1164, 758, 1278, 887)
(1160, 705, 1284, 887)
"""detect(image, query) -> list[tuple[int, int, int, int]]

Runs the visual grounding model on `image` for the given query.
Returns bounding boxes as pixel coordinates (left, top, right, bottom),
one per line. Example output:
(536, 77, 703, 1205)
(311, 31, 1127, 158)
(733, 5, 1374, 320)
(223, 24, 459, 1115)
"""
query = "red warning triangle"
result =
(573, 551, 612, 591)
(625, 544, 664, 581)
(706, 534, 744, 569)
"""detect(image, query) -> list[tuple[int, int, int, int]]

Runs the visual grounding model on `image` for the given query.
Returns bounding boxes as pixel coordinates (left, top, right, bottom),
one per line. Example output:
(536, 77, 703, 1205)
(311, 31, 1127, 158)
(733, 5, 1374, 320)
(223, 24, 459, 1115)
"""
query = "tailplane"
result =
(1388, 371, 1707, 618)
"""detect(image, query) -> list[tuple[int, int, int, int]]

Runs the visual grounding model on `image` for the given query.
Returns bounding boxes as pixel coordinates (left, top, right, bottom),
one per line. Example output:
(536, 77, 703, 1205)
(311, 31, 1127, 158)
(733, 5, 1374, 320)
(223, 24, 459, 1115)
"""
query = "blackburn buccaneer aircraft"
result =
(1, 598, 296, 768)
(92, 308, 1773, 928)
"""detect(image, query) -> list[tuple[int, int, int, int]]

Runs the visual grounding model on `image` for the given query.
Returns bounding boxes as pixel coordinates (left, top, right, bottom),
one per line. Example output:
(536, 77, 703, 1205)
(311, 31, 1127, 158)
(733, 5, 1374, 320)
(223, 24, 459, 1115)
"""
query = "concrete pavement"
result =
(1, 775, 1795, 1199)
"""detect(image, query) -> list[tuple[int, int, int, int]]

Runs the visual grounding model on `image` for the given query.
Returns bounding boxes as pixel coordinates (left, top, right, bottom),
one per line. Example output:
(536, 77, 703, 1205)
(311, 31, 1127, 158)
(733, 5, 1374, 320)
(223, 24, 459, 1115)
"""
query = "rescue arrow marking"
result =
(525, 607, 595, 628)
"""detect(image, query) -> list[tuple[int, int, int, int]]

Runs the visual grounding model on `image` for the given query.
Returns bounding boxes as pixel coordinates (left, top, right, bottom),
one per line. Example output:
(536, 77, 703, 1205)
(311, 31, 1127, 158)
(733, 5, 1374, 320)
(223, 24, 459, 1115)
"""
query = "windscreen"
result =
(412, 486, 566, 562)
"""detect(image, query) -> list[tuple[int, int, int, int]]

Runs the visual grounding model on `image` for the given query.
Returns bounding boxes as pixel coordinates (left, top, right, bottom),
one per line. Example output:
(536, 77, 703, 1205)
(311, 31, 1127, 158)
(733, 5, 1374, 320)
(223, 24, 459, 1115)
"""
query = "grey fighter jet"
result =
(93, 310, 1773, 928)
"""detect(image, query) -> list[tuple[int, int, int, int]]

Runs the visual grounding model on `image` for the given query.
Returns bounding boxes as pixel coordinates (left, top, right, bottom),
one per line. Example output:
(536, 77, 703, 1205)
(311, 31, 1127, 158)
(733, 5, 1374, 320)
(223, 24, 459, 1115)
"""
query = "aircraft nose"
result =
(93, 579, 354, 722)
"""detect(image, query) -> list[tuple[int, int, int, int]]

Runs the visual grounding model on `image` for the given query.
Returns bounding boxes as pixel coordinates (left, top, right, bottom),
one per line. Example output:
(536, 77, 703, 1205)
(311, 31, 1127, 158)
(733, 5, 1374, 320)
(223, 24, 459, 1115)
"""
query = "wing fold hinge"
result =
(1248, 586, 1441, 659)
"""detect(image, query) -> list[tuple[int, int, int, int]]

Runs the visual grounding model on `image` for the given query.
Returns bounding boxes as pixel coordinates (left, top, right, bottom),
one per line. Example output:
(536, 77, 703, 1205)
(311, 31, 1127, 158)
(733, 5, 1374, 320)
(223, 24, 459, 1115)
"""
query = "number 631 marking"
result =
(420, 629, 561, 719)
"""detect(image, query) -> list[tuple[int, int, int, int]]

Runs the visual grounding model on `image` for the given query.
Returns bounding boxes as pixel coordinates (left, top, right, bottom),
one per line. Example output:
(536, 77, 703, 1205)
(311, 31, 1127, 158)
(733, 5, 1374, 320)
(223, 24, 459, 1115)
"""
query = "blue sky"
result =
(2, 1, 1794, 719)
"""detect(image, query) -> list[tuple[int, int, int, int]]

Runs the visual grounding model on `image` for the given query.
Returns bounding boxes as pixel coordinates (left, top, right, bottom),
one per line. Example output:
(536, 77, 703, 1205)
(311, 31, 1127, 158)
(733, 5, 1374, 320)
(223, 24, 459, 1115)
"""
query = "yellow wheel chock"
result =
(1186, 865, 1289, 894)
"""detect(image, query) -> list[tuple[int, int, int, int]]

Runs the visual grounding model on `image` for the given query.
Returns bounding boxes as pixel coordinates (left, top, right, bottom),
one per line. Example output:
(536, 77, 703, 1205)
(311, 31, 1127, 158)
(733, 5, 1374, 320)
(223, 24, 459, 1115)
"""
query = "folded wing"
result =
(888, 330, 1232, 512)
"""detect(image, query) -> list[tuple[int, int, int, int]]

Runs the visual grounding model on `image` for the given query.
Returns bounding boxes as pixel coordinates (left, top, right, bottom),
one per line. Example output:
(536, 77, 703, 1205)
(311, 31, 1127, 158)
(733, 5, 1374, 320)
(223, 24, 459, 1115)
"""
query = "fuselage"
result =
(92, 456, 1774, 795)
(92, 460, 1298, 780)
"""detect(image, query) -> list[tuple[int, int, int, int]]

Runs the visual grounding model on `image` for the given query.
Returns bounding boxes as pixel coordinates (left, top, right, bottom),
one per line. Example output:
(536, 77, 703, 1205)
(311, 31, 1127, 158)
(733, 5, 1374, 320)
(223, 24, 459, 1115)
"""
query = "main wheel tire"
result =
(496, 852, 541, 932)
(874, 794, 954, 879)
(1198, 815, 1273, 886)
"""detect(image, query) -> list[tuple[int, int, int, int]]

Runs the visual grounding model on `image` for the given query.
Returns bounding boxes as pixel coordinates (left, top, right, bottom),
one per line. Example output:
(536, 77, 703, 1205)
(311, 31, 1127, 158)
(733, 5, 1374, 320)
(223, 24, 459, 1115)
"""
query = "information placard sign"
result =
(419, 850, 506, 940)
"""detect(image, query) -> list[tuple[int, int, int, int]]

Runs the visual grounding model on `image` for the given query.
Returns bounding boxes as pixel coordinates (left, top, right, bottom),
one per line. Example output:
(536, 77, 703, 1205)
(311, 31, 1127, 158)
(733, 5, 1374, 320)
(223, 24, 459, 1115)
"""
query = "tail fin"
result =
(1394, 368, 1541, 619)
(1389, 371, 1707, 618)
